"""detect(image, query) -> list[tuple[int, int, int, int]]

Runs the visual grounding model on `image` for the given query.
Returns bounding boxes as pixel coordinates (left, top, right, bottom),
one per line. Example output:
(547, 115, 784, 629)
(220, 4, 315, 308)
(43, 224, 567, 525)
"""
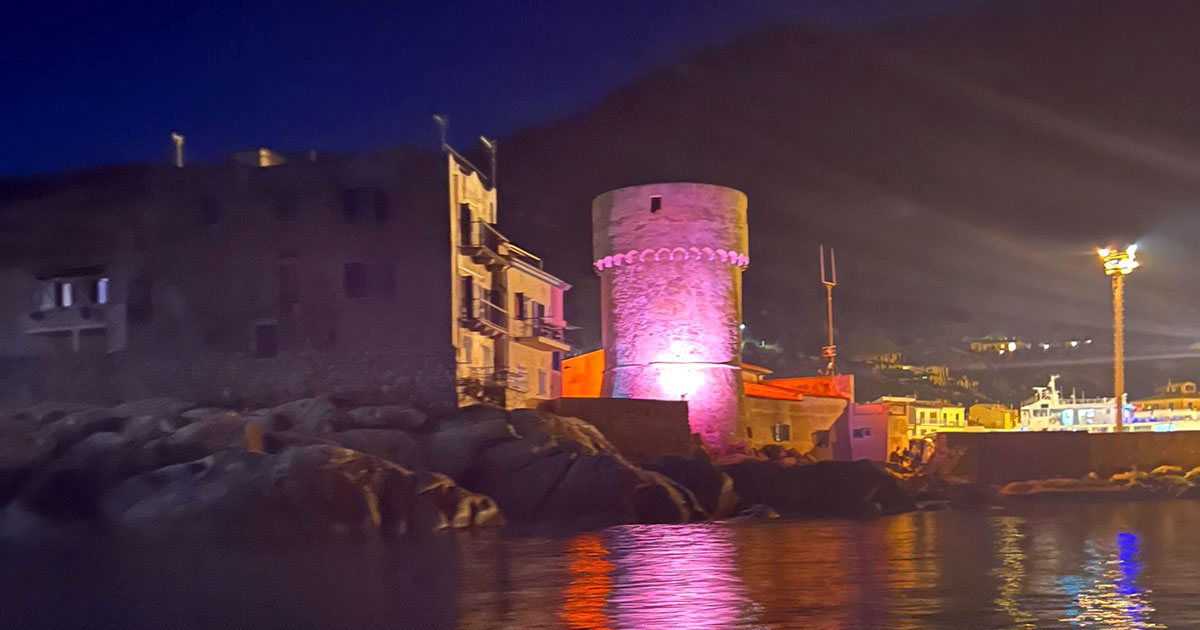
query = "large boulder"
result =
(44, 409, 130, 454)
(9, 402, 101, 426)
(337, 405, 430, 432)
(645, 455, 739, 518)
(19, 431, 135, 520)
(260, 396, 347, 435)
(112, 398, 195, 421)
(330, 429, 425, 470)
(722, 459, 917, 518)
(421, 406, 517, 480)
(0, 422, 57, 505)
(103, 445, 503, 539)
(508, 409, 618, 455)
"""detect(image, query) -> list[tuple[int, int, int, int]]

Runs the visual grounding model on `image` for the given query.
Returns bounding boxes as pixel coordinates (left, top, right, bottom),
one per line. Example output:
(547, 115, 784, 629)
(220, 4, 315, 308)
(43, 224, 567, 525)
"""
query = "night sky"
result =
(2, 0, 1005, 176)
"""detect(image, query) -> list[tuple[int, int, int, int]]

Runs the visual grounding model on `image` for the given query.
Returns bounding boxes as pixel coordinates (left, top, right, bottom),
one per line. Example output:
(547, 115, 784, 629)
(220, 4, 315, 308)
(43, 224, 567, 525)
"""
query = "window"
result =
(853, 428, 872, 438)
(538, 369, 547, 396)
(343, 263, 395, 298)
(814, 428, 831, 447)
(462, 335, 473, 364)
(279, 264, 299, 304)
(1062, 409, 1075, 426)
(128, 272, 153, 322)
(514, 292, 527, 320)
(57, 281, 73, 308)
(198, 196, 222, 226)
(94, 278, 109, 305)
(482, 345, 492, 369)
(343, 187, 388, 224)
(275, 196, 298, 222)
(344, 263, 366, 297)
(460, 276, 475, 316)
(650, 195, 662, 213)
(552, 352, 562, 371)
(746, 427, 753, 439)
(772, 423, 791, 442)
(254, 323, 278, 358)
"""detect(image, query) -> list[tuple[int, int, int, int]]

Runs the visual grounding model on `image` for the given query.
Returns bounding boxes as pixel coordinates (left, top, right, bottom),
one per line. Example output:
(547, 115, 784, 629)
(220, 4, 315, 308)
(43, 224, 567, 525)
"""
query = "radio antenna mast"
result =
(819, 245, 838, 375)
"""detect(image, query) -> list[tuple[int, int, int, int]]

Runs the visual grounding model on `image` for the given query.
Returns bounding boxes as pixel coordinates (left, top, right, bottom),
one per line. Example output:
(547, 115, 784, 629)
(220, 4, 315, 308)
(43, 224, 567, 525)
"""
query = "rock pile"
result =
(0, 396, 719, 539)
(1000, 465, 1200, 500)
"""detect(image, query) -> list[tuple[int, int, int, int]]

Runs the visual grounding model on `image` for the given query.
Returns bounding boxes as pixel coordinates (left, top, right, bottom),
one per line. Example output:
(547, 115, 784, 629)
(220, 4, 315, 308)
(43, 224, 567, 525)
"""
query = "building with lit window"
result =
(451, 154, 570, 408)
(0, 145, 568, 410)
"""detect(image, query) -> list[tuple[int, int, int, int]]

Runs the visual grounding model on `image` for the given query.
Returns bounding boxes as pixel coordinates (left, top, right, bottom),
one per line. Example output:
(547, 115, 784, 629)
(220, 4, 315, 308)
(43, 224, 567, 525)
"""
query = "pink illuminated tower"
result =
(592, 183, 749, 452)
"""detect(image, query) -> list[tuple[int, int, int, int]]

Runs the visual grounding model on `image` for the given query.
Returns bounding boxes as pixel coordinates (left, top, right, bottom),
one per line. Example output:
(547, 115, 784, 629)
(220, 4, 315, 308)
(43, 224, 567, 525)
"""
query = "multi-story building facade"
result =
(450, 155, 570, 408)
(874, 396, 965, 438)
(0, 145, 568, 410)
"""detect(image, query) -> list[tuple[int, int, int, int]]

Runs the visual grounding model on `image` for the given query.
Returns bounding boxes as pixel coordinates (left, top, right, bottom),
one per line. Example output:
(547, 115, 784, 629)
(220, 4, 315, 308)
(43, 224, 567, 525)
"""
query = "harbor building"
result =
(0, 144, 569, 410)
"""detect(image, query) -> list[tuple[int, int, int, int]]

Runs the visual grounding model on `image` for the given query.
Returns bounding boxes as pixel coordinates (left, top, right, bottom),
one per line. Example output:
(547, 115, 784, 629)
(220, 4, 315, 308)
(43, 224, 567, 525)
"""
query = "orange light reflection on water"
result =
(560, 533, 614, 629)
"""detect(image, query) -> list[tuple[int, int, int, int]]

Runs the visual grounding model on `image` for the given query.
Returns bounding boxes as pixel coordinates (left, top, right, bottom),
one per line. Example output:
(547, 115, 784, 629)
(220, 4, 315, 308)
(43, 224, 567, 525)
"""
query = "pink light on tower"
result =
(592, 183, 749, 452)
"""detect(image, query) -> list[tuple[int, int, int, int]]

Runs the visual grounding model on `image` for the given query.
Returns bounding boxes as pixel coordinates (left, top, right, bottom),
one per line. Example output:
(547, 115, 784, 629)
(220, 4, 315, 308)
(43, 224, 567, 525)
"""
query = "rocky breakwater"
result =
(0, 397, 716, 541)
(720, 457, 917, 518)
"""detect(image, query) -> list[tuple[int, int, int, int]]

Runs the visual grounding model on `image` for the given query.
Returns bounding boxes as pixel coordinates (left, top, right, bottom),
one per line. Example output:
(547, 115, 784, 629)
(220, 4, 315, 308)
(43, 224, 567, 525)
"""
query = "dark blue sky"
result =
(1, 0, 1004, 176)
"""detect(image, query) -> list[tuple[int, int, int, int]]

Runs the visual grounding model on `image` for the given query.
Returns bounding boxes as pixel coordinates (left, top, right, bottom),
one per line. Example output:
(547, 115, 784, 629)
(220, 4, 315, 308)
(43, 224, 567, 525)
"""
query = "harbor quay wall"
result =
(538, 397, 694, 461)
(935, 430, 1200, 484)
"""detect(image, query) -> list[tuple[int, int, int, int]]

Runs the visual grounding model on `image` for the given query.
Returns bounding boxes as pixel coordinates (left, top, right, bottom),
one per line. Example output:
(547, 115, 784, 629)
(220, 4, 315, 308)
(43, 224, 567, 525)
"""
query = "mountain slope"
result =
(498, 0, 1200, 361)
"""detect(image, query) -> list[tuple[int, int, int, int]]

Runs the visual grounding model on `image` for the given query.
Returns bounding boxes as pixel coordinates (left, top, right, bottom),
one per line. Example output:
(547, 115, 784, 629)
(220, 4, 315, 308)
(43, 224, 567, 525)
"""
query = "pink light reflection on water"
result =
(605, 523, 760, 629)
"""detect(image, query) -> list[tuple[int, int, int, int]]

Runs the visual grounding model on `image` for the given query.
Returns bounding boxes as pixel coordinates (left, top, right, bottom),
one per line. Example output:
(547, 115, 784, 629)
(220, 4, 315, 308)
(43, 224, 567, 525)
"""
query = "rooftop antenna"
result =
(479, 136, 497, 188)
(819, 244, 838, 375)
(170, 131, 185, 168)
(433, 114, 449, 153)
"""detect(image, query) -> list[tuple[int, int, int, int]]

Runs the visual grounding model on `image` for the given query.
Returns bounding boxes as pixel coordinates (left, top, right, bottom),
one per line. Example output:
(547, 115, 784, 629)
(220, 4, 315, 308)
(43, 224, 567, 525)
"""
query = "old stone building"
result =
(0, 147, 569, 410)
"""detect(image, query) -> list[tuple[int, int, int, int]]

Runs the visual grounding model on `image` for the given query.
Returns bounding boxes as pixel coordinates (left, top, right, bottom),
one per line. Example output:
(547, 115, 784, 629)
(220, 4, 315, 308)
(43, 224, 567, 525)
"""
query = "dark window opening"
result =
(275, 196, 298, 222)
(746, 427, 753, 439)
(852, 428, 872, 438)
(344, 262, 395, 298)
(279, 264, 299, 304)
(515, 292, 526, 320)
(459, 204, 473, 246)
(198, 196, 222, 226)
(772, 423, 792, 442)
(255, 323, 278, 358)
(812, 429, 830, 448)
(343, 187, 388, 224)
(649, 196, 662, 213)
(344, 263, 366, 298)
(552, 351, 562, 371)
(128, 273, 153, 322)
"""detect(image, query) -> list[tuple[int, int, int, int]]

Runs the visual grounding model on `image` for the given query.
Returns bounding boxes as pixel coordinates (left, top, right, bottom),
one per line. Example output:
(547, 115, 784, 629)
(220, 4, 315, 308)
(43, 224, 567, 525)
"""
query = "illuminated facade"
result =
(450, 154, 571, 408)
(592, 183, 748, 451)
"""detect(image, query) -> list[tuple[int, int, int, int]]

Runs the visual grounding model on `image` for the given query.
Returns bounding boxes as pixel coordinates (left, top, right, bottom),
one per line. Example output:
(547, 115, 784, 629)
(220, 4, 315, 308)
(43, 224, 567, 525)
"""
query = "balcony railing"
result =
(23, 304, 112, 333)
(461, 220, 509, 269)
(457, 366, 529, 406)
(459, 297, 508, 337)
(512, 317, 570, 352)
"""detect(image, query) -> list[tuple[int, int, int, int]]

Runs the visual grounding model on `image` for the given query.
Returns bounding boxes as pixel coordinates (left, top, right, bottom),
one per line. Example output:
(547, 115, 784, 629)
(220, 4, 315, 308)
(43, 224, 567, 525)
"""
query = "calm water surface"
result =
(6, 502, 1200, 628)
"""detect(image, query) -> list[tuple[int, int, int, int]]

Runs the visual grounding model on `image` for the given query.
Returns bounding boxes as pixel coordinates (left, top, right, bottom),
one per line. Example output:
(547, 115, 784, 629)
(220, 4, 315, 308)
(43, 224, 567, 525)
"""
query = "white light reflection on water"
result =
(1060, 532, 1164, 629)
(604, 522, 762, 629)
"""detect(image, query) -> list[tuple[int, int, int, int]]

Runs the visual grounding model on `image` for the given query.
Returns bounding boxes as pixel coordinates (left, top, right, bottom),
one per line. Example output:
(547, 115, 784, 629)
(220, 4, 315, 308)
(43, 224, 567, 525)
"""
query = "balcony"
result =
(23, 304, 112, 335)
(460, 220, 509, 271)
(512, 317, 570, 352)
(457, 366, 528, 406)
(459, 297, 508, 338)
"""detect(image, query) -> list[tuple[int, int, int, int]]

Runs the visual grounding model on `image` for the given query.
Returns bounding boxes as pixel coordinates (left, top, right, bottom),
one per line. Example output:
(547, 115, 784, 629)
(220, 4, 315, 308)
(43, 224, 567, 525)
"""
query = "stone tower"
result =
(592, 183, 749, 452)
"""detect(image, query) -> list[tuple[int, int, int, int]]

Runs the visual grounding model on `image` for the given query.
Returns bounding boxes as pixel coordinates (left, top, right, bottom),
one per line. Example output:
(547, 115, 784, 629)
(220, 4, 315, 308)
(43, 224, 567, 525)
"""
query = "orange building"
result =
(562, 351, 893, 461)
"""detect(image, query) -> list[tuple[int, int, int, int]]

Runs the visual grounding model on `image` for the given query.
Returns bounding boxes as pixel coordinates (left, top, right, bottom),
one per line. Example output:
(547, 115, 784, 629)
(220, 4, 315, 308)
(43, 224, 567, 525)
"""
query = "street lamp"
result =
(1098, 244, 1139, 432)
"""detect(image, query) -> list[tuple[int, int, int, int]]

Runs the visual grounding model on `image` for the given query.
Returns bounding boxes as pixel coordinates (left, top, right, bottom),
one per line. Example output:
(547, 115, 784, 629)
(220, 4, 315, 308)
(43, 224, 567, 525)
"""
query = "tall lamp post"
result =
(1098, 244, 1139, 433)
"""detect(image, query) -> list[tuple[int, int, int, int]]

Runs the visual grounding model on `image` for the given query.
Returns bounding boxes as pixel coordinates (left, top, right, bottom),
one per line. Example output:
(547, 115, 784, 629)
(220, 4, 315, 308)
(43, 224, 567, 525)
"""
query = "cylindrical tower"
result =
(592, 183, 749, 452)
